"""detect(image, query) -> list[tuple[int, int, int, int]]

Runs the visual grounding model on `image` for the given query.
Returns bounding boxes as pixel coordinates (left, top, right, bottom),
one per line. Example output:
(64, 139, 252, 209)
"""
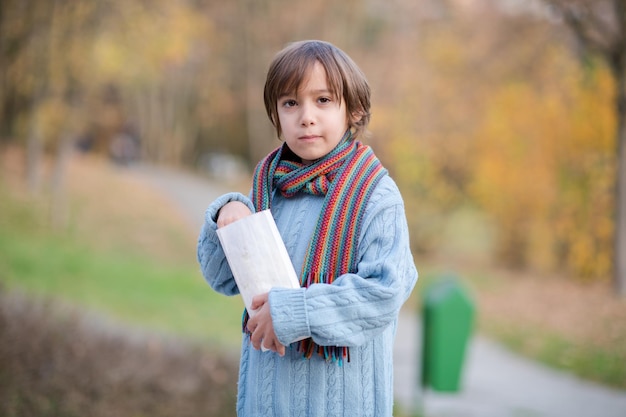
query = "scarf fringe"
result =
(297, 339, 349, 365)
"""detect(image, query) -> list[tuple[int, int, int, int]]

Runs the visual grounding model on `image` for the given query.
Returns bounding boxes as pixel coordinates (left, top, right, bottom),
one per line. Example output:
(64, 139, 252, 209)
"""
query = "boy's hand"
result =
(217, 201, 252, 228)
(247, 293, 286, 357)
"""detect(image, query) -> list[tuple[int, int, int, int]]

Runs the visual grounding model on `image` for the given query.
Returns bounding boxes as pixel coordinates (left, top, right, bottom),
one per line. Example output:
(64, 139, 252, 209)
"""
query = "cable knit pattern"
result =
(197, 175, 418, 417)
(237, 336, 250, 416)
(360, 343, 375, 417)
(326, 359, 341, 415)
(259, 353, 274, 416)
(291, 350, 308, 417)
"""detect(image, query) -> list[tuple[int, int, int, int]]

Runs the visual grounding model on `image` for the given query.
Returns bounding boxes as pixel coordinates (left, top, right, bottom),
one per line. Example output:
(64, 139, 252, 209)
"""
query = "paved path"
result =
(129, 163, 626, 417)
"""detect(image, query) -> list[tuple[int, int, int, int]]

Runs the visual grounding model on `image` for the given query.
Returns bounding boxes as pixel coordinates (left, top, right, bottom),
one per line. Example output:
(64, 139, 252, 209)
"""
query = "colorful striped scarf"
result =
(245, 131, 387, 364)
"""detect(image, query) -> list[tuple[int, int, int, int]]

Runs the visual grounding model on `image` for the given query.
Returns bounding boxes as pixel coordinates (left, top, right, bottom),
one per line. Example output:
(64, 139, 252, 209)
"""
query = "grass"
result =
(0, 148, 244, 350)
(484, 312, 626, 389)
(0, 235, 243, 346)
(528, 331, 622, 387)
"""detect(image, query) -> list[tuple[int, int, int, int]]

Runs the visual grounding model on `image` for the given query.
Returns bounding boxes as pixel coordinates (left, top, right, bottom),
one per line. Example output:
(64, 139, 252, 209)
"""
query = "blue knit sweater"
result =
(197, 175, 418, 417)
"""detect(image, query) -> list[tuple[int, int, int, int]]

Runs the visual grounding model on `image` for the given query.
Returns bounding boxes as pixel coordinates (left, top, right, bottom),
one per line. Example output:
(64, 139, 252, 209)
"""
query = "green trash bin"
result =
(421, 276, 475, 392)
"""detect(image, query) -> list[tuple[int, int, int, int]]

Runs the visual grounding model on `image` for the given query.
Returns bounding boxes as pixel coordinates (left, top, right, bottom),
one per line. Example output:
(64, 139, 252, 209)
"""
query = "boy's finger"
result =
(250, 330, 262, 350)
(264, 333, 284, 356)
(250, 293, 269, 310)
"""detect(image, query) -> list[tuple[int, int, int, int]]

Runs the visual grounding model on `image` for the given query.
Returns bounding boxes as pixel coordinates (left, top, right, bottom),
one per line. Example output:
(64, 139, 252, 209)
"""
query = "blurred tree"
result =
(471, 64, 614, 276)
(369, 1, 617, 284)
(90, 0, 211, 166)
(0, 0, 55, 192)
(45, 0, 102, 228)
(544, 0, 626, 295)
(2, 0, 618, 284)
(0, 0, 102, 228)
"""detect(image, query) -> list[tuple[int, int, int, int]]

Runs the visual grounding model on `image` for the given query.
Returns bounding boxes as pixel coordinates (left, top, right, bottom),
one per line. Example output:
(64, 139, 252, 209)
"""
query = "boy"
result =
(198, 40, 418, 417)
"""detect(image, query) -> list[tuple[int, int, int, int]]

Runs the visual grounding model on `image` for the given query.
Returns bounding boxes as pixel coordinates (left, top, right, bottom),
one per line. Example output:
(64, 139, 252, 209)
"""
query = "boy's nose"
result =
(300, 104, 315, 126)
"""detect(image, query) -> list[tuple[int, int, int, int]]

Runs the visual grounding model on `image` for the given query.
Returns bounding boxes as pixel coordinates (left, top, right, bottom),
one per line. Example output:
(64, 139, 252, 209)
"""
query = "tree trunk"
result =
(49, 132, 72, 230)
(240, 0, 277, 164)
(613, 63, 626, 296)
(26, 99, 43, 195)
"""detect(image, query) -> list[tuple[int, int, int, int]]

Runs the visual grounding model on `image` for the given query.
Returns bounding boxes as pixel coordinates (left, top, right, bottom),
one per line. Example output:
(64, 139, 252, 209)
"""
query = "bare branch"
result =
(544, 0, 621, 60)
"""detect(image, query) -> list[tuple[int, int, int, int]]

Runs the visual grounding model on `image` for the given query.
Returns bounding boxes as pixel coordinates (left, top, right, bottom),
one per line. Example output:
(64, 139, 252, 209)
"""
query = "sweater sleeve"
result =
(269, 179, 419, 347)
(196, 192, 256, 296)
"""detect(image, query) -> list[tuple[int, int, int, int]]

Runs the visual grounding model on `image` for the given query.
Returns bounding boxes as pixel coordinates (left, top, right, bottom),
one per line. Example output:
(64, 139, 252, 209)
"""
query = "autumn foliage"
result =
(373, 10, 616, 282)
(470, 62, 614, 278)
(0, 0, 618, 281)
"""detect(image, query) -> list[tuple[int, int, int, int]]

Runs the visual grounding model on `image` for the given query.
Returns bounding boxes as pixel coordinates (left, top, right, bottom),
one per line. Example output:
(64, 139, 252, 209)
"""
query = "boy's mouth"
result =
(299, 135, 321, 140)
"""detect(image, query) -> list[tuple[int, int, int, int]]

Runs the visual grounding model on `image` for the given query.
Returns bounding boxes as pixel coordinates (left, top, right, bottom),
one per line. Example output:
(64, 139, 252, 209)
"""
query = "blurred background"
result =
(1, 0, 625, 416)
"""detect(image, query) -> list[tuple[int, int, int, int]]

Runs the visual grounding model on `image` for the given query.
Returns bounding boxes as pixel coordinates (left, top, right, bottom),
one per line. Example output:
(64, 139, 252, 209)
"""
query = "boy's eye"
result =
(318, 97, 331, 104)
(282, 99, 297, 108)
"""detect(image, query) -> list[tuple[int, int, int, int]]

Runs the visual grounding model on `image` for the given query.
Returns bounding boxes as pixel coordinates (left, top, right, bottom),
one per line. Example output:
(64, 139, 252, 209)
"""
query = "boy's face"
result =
(277, 61, 350, 165)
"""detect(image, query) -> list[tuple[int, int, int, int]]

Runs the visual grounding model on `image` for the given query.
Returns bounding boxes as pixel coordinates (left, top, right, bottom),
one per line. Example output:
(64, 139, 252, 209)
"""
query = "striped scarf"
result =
(245, 131, 387, 364)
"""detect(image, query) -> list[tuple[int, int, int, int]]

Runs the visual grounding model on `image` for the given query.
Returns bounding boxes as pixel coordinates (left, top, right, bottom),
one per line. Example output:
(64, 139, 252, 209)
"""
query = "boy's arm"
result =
(197, 192, 255, 296)
(268, 180, 419, 347)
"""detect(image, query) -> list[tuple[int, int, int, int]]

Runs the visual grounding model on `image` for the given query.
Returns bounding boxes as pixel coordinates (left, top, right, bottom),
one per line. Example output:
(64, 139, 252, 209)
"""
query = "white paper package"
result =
(216, 210, 300, 317)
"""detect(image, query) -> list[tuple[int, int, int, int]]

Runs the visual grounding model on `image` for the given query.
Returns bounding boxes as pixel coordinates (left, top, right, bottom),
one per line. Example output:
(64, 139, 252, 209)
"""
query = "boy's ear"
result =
(350, 110, 364, 125)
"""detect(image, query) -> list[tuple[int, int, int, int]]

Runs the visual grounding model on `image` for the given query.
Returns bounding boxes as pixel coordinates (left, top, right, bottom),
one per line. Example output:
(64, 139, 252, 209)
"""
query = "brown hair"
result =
(263, 40, 371, 139)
